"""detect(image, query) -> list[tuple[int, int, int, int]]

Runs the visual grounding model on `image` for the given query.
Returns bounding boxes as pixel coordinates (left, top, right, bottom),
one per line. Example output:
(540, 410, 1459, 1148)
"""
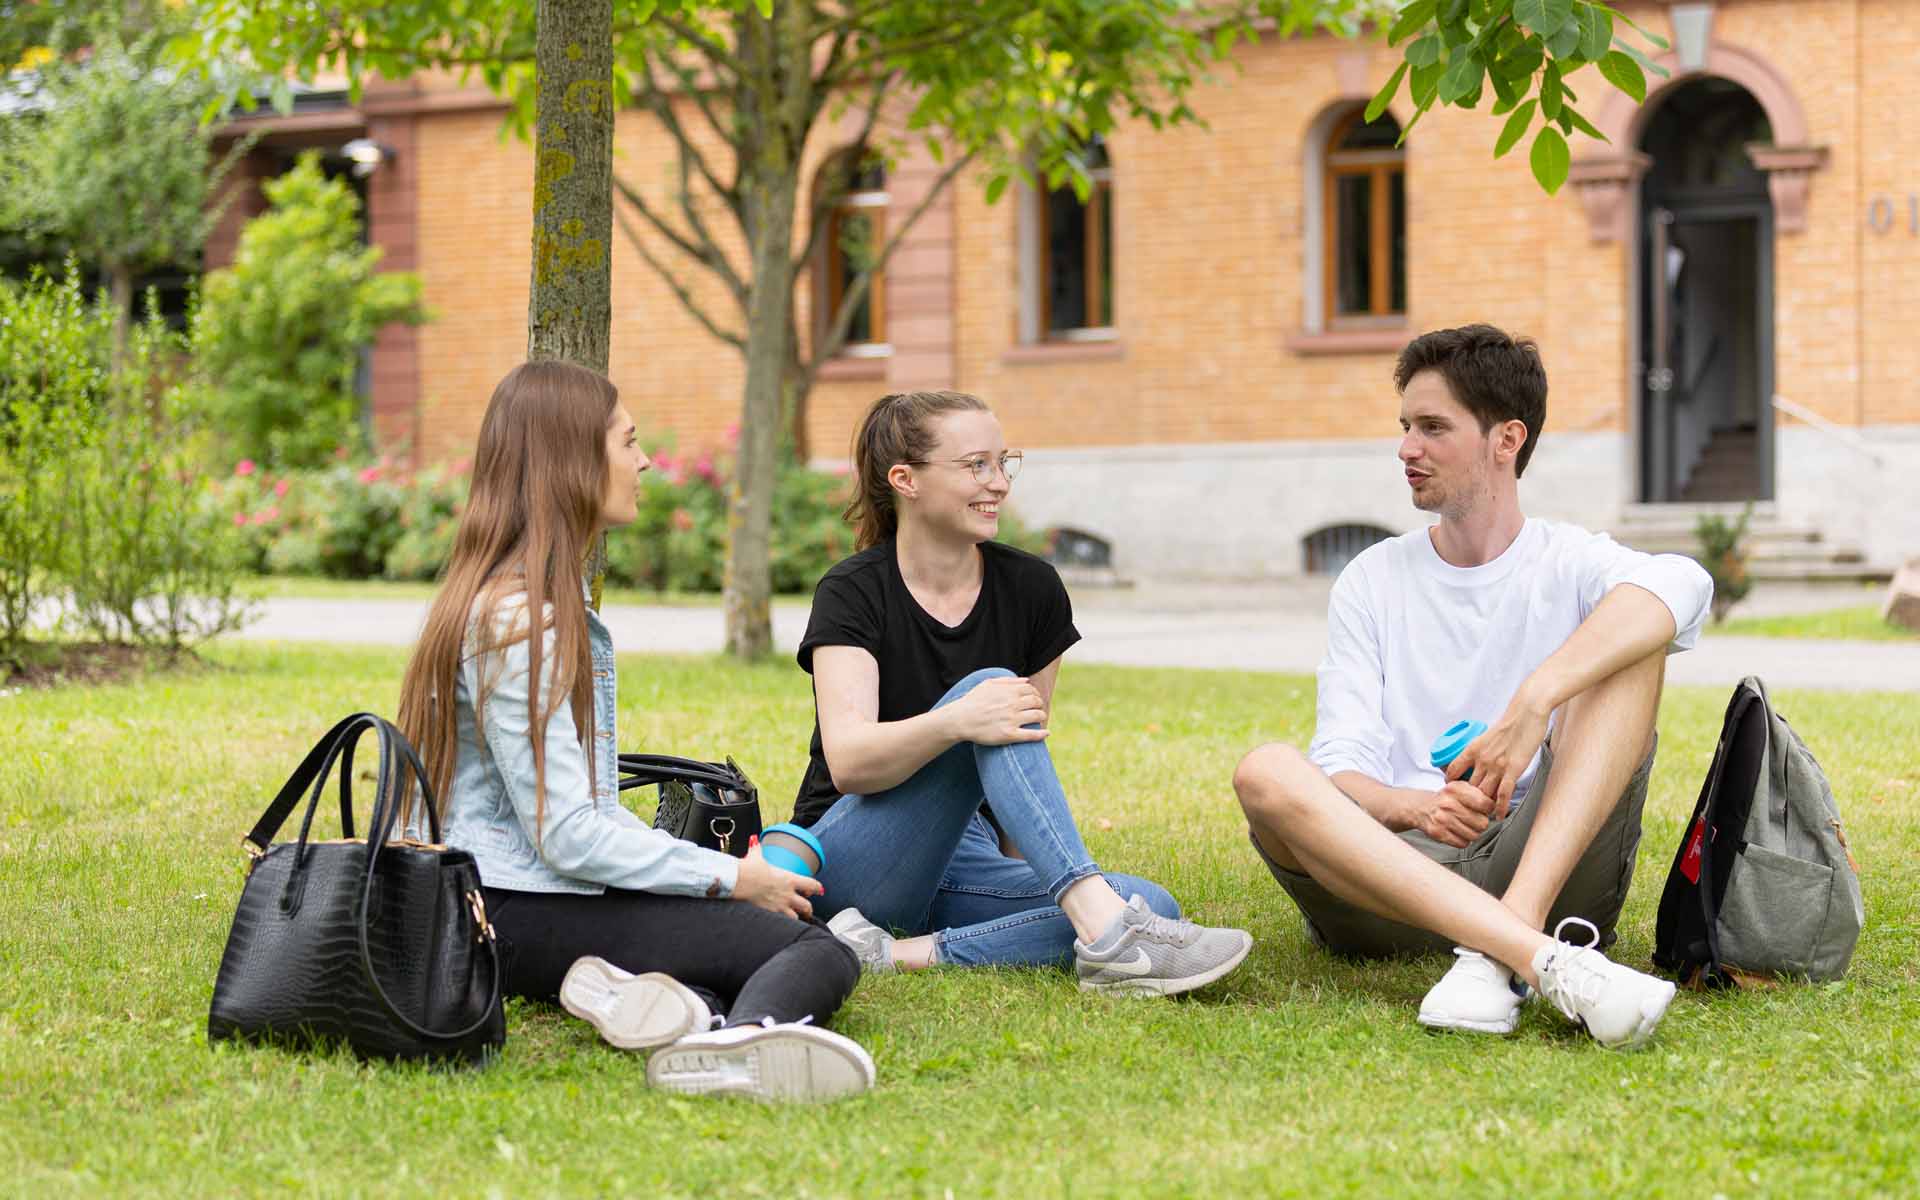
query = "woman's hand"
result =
(939, 676, 1050, 746)
(731, 843, 823, 920)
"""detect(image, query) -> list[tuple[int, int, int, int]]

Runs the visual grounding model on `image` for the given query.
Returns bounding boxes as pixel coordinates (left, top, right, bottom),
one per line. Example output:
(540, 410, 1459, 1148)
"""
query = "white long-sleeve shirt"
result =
(1307, 518, 1714, 809)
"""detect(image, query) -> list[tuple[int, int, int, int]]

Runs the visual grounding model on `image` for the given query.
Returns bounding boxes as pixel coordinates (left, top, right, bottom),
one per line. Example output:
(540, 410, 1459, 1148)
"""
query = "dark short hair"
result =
(1394, 325, 1548, 478)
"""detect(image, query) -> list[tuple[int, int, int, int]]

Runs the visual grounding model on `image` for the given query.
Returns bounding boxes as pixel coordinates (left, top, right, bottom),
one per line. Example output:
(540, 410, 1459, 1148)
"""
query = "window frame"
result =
(1322, 108, 1407, 325)
(1036, 154, 1116, 342)
(820, 162, 891, 357)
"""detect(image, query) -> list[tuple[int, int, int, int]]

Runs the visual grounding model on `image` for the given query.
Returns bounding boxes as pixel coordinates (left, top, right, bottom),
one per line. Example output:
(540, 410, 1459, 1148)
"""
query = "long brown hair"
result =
(396, 360, 618, 839)
(843, 390, 989, 550)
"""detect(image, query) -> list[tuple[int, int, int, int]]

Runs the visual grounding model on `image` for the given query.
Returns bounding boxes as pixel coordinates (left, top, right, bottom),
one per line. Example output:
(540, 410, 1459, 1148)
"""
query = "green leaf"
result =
(1407, 35, 1443, 68)
(1546, 17, 1582, 58)
(1410, 60, 1444, 107)
(1561, 103, 1607, 141)
(1495, 98, 1537, 157)
(1487, 65, 1518, 107)
(984, 173, 1009, 206)
(751, 0, 772, 17)
(1594, 3, 1670, 50)
(269, 76, 293, 116)
(1531, 124, 1570, 193)
(1515, 0, 1574, 37)
(1439, 49, 1484, 104)
(1598, 49, 1646, 102)
(1540, 62, 1563, 118)
(1578, 4, 1614, 61)
(1389, 0, 1440, 46)
(1366, 61, 1409, 122)
(1500, 37, 1545, 78)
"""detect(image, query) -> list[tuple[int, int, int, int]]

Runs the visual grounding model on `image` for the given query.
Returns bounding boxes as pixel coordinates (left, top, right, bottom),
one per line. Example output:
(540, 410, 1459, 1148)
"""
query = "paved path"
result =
(233, 583, 1920, 693)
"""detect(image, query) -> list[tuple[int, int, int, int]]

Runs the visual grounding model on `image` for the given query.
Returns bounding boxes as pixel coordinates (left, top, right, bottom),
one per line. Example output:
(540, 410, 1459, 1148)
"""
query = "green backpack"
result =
(1653, 676, 1865, 986)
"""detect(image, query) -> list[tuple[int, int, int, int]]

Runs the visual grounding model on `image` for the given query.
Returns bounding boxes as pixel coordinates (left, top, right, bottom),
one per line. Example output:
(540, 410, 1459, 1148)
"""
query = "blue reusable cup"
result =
(1429, 720, 1488, 772)
(758, 822, 826, 878)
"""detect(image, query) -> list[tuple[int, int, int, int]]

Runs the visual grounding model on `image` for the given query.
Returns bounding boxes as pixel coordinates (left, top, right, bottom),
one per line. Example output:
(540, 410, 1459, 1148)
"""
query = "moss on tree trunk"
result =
(528, 0, 614, 375)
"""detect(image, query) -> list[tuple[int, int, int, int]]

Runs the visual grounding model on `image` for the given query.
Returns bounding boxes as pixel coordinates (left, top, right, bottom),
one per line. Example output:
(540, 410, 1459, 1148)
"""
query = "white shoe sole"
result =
(559, 959, 705, 1051)
(646, 1026, 875, 1103)
(1417, 1010, 1520, 1035)
(1078, 931, 1254, 997)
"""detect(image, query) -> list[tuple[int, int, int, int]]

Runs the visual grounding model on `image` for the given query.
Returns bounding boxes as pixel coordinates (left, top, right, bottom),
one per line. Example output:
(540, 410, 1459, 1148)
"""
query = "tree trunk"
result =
(723, 4, 811, 660)
(530, 0, 615, 607)
(528, 0, 614, 375)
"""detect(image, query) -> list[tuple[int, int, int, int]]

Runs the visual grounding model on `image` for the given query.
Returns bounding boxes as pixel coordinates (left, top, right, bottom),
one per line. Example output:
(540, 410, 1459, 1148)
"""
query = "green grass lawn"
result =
(3, 645, 1917, 1196)
(1715, 604, 1918, 642)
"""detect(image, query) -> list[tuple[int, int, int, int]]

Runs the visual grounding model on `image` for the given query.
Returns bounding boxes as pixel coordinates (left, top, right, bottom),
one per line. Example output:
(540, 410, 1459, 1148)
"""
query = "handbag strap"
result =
(244, 713, 380, 855)
(616, 752, 750, 796)
(354, 715, 502, 1043)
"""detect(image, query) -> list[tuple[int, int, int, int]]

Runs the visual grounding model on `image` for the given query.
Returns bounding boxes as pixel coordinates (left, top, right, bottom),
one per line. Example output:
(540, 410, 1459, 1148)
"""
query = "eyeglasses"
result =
(902, 450, 1023, 485)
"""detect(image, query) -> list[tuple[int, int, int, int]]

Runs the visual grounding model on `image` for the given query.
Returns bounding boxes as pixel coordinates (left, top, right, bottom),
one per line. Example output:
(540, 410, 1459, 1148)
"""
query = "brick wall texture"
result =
(388, 0, 1917, 463)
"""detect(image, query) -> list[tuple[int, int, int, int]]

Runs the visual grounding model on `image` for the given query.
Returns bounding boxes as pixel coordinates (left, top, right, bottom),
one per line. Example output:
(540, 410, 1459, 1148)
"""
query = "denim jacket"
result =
(441, 589, 740, 898)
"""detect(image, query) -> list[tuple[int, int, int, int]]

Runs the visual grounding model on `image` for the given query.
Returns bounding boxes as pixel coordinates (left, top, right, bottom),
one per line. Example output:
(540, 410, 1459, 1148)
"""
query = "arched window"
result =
(1018, 138, 1114, 342)
(819, 156, 888, 354)
(1303, 523, 1394, 575)
(1323, 110, 1406, 322)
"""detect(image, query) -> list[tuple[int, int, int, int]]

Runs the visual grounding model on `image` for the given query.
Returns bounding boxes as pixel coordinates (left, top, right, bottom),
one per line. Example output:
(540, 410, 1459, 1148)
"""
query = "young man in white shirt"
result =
(1233, 324, 1713, 1049)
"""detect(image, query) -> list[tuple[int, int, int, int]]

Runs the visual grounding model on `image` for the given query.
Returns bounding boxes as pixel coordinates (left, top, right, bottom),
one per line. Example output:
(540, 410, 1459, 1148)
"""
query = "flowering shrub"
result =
(225, 435, 1047, 592)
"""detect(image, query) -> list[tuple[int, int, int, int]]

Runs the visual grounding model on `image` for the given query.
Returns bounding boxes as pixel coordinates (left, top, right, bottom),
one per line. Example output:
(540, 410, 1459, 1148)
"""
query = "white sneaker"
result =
(646, 1019, 876, 1103)
(559, 957, 711, 1051)
(1531, 917, 1677, 1050)
(1417, 948, 1525, 1034)
(826, 907, 897, 974)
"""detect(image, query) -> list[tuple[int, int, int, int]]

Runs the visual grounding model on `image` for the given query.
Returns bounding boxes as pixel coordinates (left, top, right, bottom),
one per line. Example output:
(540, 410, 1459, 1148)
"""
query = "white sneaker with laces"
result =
(1531, 917, 1677, 1050)
(646, 1017, 876, 1103)
(559, 957, 711, 1051)
(1418, 947, 1525, 1034)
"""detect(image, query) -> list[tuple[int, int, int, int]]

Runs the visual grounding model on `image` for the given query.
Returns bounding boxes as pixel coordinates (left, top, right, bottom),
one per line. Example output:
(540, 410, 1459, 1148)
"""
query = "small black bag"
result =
(208, 713, 505, 1064)
(617, 753, 761, 856)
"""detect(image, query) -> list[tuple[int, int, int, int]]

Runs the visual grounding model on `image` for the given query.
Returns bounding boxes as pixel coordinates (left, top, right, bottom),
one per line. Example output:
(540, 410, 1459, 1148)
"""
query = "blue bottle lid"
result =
(1429, 720, 1488, 770)
(758, 822, 826, 878)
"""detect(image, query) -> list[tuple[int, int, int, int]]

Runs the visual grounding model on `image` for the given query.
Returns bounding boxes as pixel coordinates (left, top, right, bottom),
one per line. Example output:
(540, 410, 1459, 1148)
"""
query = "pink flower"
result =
(358, 466, 382, 485)
(451, 458, 472, 476)
(693, 453, 717, 484)
(232, 511, 247, 527)
(274, 480, 290, 498)
(235, 459, 256, 477)
(671, 507, 695, 532)
(263, 506, 280, 522)
(828, 462, 852, 477)
(333, 445, 350, 461)
(652, 451, 677, 473)
(724, 422, 741, 447)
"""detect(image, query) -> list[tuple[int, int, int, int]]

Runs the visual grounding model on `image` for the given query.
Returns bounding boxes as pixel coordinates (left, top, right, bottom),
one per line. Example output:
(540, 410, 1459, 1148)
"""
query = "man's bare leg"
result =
(1234, 746, 1553, 986)
(1499, 651, 1665, 930)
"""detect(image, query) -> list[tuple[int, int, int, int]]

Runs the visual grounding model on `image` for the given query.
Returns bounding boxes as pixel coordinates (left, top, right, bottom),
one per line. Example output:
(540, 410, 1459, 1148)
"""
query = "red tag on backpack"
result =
(1680, 817, 1706, 884)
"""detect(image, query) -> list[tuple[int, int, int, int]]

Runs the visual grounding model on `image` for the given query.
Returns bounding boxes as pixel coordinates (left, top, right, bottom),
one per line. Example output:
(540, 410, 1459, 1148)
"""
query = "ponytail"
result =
(842, 390, 989, 550)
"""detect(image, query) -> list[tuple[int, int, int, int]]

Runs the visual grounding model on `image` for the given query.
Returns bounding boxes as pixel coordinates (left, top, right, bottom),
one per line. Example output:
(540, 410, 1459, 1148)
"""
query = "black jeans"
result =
(483, 887, 859, 1028)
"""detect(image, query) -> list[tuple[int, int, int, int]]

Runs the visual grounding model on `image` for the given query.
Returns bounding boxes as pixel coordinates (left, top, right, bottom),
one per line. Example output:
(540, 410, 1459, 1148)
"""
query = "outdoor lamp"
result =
(341, 137, 395, 178)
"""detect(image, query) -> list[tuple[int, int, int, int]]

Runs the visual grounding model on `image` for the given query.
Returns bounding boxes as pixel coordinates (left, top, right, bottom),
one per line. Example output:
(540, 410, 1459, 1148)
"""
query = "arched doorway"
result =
(1636, 77, 1774, 503)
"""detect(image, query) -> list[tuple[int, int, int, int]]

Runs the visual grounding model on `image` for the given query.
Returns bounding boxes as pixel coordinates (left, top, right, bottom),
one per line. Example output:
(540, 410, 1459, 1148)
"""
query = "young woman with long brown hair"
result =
(797, 390, 1254, 993)
(396, 360, 872, 1101)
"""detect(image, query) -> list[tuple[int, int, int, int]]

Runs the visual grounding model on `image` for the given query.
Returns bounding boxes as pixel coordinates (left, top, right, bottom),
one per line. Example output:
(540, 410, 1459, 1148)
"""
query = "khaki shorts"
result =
(1251, 736, 1656, 958)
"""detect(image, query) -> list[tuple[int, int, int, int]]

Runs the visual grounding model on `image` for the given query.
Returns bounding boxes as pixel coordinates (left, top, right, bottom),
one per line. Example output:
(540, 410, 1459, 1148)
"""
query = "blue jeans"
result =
(809, 668, 1179, 967)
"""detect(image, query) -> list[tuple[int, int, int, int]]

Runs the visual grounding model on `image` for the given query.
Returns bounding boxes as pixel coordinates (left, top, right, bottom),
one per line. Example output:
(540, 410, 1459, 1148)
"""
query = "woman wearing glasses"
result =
(794, 390, 1253, 992)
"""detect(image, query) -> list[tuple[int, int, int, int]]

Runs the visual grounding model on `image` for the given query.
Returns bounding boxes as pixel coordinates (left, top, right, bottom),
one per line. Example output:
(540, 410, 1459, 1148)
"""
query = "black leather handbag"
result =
(617, 753, 761, 856)
(207, 713, 505, 1064)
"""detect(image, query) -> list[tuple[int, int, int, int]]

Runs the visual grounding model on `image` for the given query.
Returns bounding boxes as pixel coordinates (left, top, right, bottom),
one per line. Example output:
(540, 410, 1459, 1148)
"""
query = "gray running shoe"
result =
(826, 907, 897, 974)
(646, 1018, 875, 1103)
(1074, 895, 1253, 997)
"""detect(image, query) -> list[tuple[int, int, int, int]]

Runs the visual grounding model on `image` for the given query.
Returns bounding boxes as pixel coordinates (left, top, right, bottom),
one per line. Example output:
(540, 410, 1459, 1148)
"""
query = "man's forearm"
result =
(1330, 770, 1425, 832)
(1516, 584, 1677, 718)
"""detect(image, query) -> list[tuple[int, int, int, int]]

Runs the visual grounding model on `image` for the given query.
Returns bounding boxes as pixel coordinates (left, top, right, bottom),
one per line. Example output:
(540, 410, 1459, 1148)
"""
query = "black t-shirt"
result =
(791, 539, 1081, 827)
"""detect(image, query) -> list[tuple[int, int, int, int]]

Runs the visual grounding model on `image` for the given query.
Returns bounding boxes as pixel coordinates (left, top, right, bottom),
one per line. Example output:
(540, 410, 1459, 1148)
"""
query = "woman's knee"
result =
(937, 666, 1016, 706)
(1107, 873, 1180, 921)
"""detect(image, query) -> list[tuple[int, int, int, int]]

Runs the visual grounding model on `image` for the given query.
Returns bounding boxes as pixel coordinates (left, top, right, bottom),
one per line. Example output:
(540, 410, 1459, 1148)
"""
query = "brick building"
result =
(218, 0, 1920, 578)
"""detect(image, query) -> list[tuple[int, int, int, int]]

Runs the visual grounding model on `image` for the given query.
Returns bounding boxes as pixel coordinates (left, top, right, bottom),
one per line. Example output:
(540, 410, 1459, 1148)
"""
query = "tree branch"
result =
(794, 75, 894, 274)
(654, 12, 748, 81)
(644, 45, 744, 196)
(631, 62, 741, 222)
(804, 148, 977, 382)
(612, 171, 748, 305)
(614, 203, 746, 350)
